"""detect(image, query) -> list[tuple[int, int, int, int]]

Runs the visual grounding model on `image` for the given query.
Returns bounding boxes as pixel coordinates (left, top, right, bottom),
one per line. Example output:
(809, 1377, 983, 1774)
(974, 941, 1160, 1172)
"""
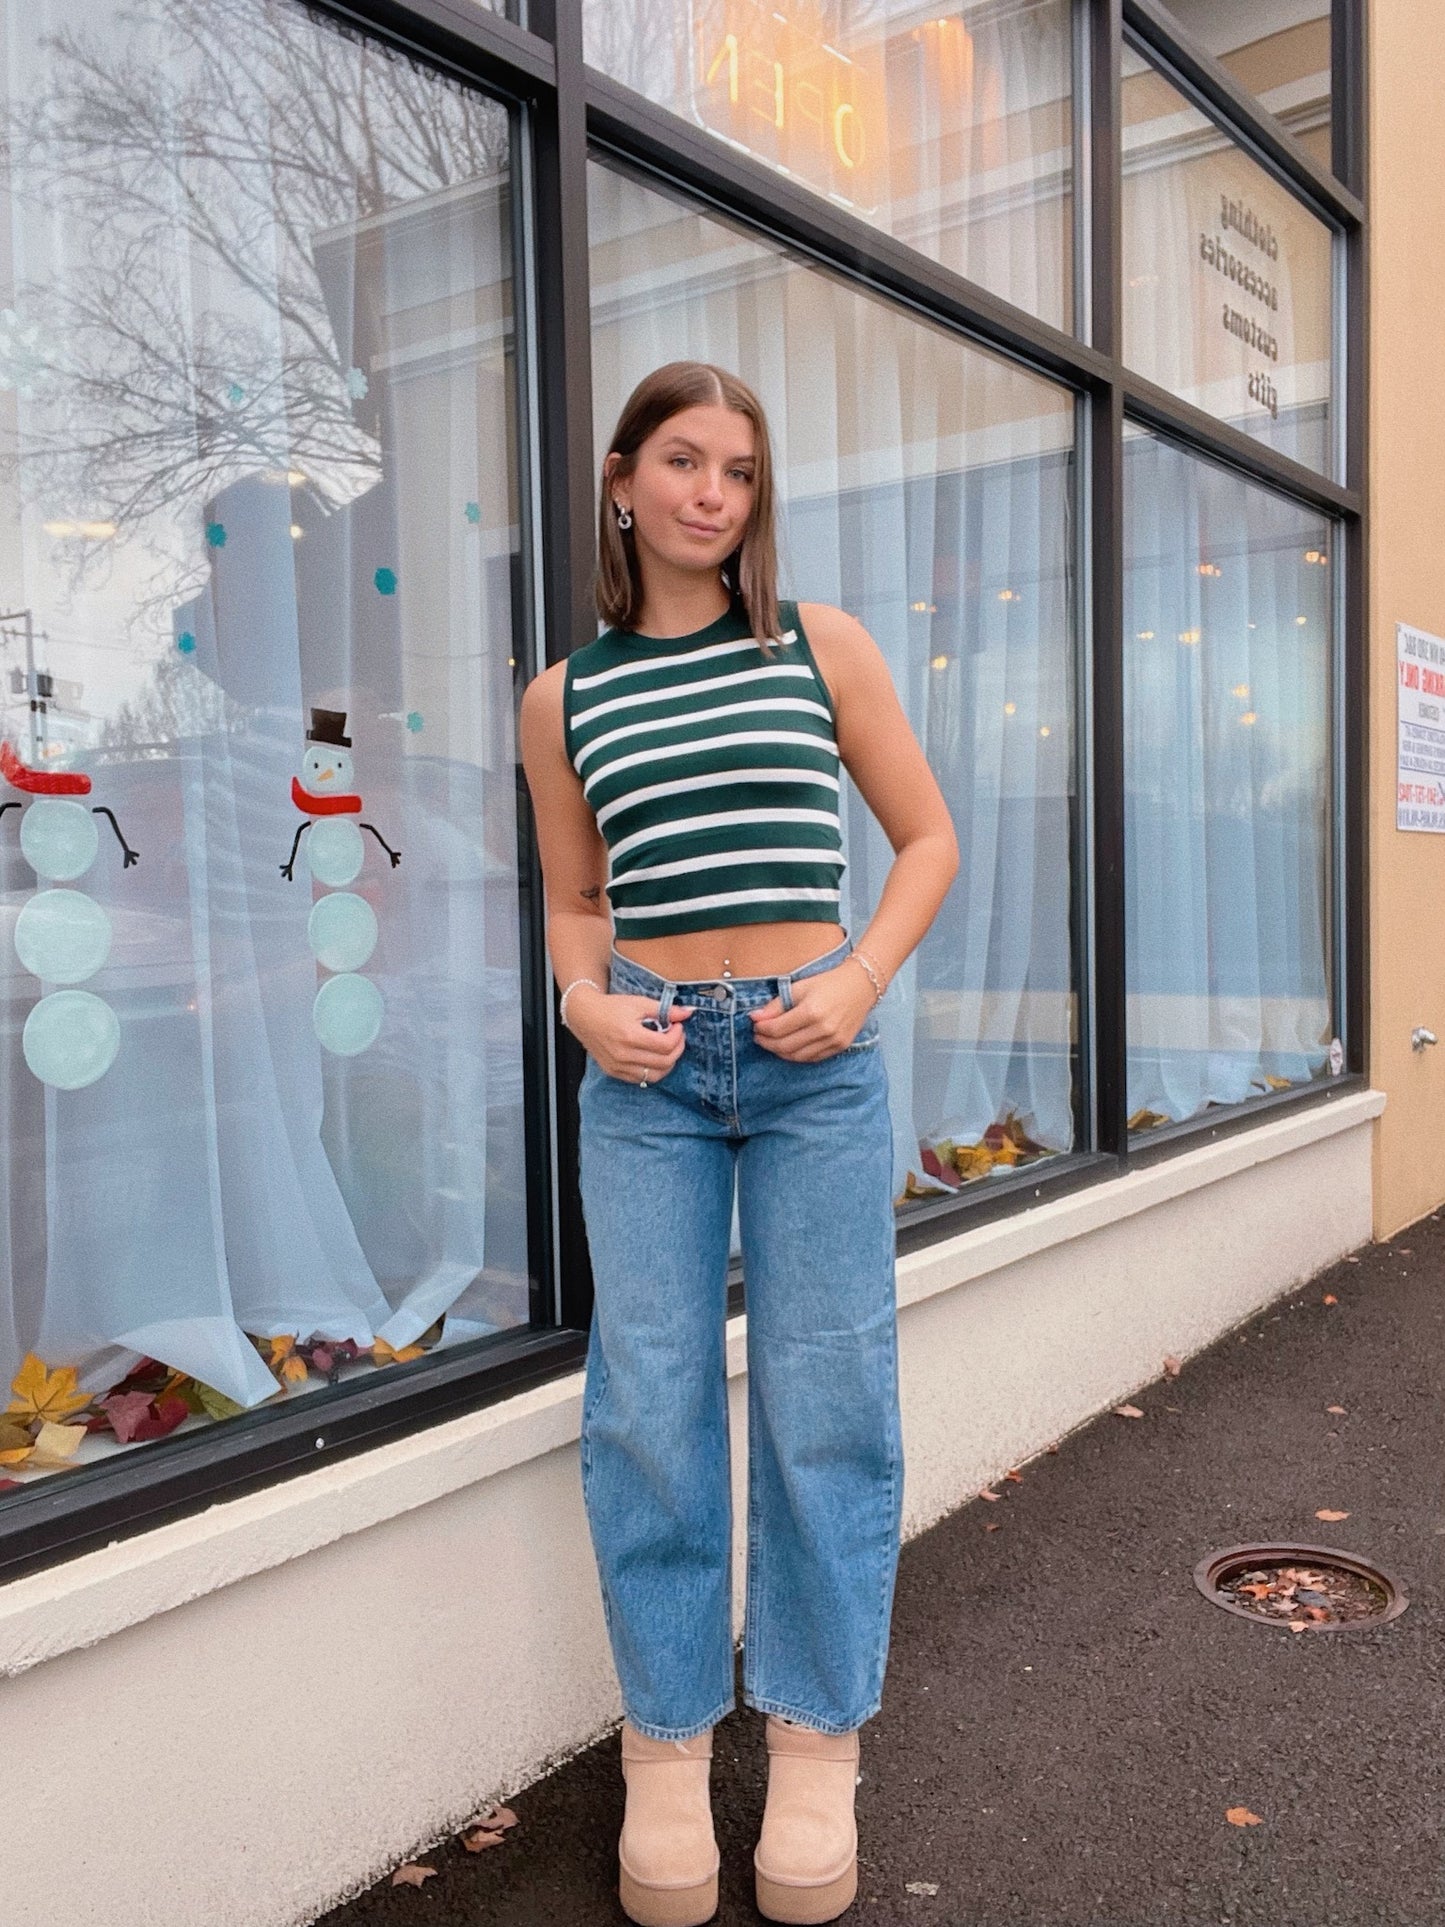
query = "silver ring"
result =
(638, 1072, 649, 1088)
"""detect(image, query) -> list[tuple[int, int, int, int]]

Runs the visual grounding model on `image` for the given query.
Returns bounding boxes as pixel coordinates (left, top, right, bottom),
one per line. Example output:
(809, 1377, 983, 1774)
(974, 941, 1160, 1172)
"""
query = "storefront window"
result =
(1122, 44, 1335, 477)
(588, 160, 1078, 1226)
(0, 0, 528, 1498)
(1155, 1, 1333, 174)
(1124, 429, 1335, 1133)
(583, 0, 1075, 336)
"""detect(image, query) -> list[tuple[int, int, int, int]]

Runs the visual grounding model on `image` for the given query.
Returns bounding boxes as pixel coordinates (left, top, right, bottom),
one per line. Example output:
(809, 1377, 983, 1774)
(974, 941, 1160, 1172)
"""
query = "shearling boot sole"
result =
(618, 1858, 720, 1927)
(754, 1857, 858, 1924)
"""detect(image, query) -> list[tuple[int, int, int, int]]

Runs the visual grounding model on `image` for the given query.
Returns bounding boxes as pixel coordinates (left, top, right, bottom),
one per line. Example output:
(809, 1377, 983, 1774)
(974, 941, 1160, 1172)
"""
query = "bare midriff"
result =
(612, 919, 848, 982)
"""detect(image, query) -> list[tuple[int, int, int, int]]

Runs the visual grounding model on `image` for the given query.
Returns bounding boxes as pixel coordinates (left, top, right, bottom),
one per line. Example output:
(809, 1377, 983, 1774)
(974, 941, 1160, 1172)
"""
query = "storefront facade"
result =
(0, 0, 1416, 1919)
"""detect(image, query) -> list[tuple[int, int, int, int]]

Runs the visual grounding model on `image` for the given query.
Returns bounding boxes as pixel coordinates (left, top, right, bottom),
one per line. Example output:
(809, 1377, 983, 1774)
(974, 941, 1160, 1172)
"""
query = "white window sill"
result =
(0, 1086, 1384, 1678)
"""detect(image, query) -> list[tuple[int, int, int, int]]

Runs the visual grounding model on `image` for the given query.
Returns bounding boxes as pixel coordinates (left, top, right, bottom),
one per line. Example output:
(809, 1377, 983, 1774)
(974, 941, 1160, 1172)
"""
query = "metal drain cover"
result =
(1194, 1541, 1408, 1631)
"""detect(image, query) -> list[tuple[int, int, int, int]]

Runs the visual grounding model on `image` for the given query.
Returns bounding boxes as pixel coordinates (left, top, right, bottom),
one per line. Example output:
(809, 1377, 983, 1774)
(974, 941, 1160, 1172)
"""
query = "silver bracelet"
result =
(849, 949, 887, 1004)
(559, 977, 603, 1031)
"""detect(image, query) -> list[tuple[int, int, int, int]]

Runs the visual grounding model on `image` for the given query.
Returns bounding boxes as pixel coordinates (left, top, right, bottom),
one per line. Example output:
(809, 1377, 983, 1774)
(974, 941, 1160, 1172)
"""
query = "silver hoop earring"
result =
(616, 505, 633, 530)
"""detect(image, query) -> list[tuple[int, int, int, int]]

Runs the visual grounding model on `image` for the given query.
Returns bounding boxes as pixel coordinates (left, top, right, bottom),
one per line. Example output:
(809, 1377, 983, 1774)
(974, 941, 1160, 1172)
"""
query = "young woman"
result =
(519, 361, 958, 1927)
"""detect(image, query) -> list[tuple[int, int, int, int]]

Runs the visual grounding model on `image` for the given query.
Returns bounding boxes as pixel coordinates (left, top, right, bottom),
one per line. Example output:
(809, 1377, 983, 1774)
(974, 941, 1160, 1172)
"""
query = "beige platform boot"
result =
(616, 1719, 720, 1927)
(753, 1714, 860, 1923)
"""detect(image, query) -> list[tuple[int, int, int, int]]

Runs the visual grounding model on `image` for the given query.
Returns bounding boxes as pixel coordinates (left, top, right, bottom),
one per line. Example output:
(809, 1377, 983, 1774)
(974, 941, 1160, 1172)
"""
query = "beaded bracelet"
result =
(849, 947, 888, 1003)
(559, 977, 603, 1031)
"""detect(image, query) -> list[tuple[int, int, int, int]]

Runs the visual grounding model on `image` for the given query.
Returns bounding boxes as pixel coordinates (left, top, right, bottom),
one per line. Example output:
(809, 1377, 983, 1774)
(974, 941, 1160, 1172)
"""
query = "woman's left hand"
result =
(748, 962, 878, 1061)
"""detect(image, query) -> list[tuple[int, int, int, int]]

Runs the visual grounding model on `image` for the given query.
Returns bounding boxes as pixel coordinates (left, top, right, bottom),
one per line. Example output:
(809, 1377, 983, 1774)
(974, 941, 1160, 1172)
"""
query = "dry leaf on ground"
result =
(461, 1829, 505, 1853)
(1326, 1404, 1347, 1415)
(1113, 1403, 1145, 1420)
(1225, 1807, 1263, 1827)
(978, 1486, 1001, 1502)
(468, 1804, 518, 1832)
(1316, 1508, 1350, 1521)
(1163, 1355, 1182, 1376)
(391, 1863, 438, 1886)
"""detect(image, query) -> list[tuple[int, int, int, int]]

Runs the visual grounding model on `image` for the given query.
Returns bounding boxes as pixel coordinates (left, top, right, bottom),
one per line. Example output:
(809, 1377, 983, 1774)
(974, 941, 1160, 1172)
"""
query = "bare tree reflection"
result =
(0, 0, 506, 546)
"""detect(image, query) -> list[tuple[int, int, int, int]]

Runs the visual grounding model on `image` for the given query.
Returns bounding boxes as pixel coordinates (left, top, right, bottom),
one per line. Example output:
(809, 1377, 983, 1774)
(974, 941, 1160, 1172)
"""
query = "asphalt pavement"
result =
(316, 1208, 1445, 1927)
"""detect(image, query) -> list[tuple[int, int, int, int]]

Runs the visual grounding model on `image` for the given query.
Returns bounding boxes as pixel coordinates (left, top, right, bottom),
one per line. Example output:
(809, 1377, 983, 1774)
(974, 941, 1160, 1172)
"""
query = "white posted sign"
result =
(1397, 622, 1445, 832)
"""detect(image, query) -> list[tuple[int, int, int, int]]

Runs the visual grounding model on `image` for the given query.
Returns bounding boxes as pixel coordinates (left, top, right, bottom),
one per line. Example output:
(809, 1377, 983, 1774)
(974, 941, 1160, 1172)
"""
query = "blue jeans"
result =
(576, 931, 904, 1742)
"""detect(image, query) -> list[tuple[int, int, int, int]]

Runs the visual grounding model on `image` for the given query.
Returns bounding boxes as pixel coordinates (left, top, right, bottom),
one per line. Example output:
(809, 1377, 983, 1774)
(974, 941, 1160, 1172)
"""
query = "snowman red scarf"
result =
(291, 773, 362, 816)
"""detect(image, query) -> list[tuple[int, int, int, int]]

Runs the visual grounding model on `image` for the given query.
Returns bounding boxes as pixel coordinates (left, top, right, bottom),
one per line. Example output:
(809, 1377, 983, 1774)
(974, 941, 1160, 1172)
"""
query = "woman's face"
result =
(611, 403, 756, 576)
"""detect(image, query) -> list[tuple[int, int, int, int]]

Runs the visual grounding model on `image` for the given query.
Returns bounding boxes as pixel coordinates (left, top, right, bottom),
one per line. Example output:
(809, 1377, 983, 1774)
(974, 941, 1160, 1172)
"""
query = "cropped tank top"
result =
(563, 597, 845, 939)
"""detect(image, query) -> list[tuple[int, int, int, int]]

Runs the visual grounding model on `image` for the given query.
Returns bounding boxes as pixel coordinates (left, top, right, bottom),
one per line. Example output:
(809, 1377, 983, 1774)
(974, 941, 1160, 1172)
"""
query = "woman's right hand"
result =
(569, 988, 696, 1083)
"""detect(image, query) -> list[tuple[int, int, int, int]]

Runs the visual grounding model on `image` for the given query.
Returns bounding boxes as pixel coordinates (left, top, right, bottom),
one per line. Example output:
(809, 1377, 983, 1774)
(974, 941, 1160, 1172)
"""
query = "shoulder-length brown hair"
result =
(596, 361, 785, 660)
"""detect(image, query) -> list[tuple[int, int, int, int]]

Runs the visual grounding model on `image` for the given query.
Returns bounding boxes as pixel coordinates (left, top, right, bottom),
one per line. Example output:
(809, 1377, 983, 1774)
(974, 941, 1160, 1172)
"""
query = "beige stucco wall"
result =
(1368, 5, 1445, 1237)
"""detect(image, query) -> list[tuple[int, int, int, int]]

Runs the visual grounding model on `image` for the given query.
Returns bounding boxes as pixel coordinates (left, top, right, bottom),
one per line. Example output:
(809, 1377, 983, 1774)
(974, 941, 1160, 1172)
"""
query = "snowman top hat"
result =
(307, 708, 351, 749)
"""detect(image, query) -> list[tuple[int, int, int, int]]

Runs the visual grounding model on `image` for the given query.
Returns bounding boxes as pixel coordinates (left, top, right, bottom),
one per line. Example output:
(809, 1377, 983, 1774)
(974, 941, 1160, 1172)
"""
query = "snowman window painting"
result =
(0, 0, 530, 1495)
(283, 709, 400, 1059)
(1, 738, 139, 1092)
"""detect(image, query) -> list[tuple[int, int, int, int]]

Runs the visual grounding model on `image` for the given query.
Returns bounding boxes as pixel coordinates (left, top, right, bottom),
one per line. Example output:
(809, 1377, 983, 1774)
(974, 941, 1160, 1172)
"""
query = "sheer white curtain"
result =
(0, 0, 522, 1416)
(1123, 431, 1333, 1122)
(589, 165, 1077, 1207)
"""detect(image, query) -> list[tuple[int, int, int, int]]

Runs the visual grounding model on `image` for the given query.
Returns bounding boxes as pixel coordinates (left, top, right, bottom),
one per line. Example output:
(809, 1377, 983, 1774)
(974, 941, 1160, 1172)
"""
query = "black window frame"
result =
(0, 0, 1367, 1586)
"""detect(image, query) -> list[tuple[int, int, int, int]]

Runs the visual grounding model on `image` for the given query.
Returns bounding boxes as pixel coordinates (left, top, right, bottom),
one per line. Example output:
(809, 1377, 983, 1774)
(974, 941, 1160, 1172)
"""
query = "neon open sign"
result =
(692, 2, 887, 204)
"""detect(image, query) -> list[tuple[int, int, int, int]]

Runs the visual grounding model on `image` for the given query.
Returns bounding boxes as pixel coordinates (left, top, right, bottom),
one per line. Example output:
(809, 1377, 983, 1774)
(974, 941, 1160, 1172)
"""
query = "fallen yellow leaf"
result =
(7, 1353, 89, 1424)
(26, 1421, 86, 1469)
(461, 1828, 505, 1853)
(1315, 1508, 1349, 1521)
(1225, 1806, 1263, 1827)
(373, 1338, 425, 1366)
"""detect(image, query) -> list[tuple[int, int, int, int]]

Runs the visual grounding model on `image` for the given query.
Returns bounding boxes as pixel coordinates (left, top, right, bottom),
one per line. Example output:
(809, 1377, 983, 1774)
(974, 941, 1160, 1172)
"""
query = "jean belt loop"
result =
(778, 971, 795, 1013)
(656, 983, 677, 1027)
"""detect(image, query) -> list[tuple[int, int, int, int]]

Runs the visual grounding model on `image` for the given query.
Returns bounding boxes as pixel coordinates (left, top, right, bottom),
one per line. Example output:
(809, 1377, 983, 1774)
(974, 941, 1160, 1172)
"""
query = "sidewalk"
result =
(316, 1212, 1445, 1926)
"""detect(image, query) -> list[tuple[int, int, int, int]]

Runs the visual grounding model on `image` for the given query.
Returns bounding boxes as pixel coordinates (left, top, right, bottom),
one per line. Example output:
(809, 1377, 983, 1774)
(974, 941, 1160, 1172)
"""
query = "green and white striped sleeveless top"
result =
(563, 597, 845, 939)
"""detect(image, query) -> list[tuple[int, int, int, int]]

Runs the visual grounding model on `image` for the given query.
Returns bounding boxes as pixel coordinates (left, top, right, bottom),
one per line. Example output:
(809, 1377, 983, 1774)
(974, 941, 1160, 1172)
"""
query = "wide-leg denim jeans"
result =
(576, 932, 904, 1742)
